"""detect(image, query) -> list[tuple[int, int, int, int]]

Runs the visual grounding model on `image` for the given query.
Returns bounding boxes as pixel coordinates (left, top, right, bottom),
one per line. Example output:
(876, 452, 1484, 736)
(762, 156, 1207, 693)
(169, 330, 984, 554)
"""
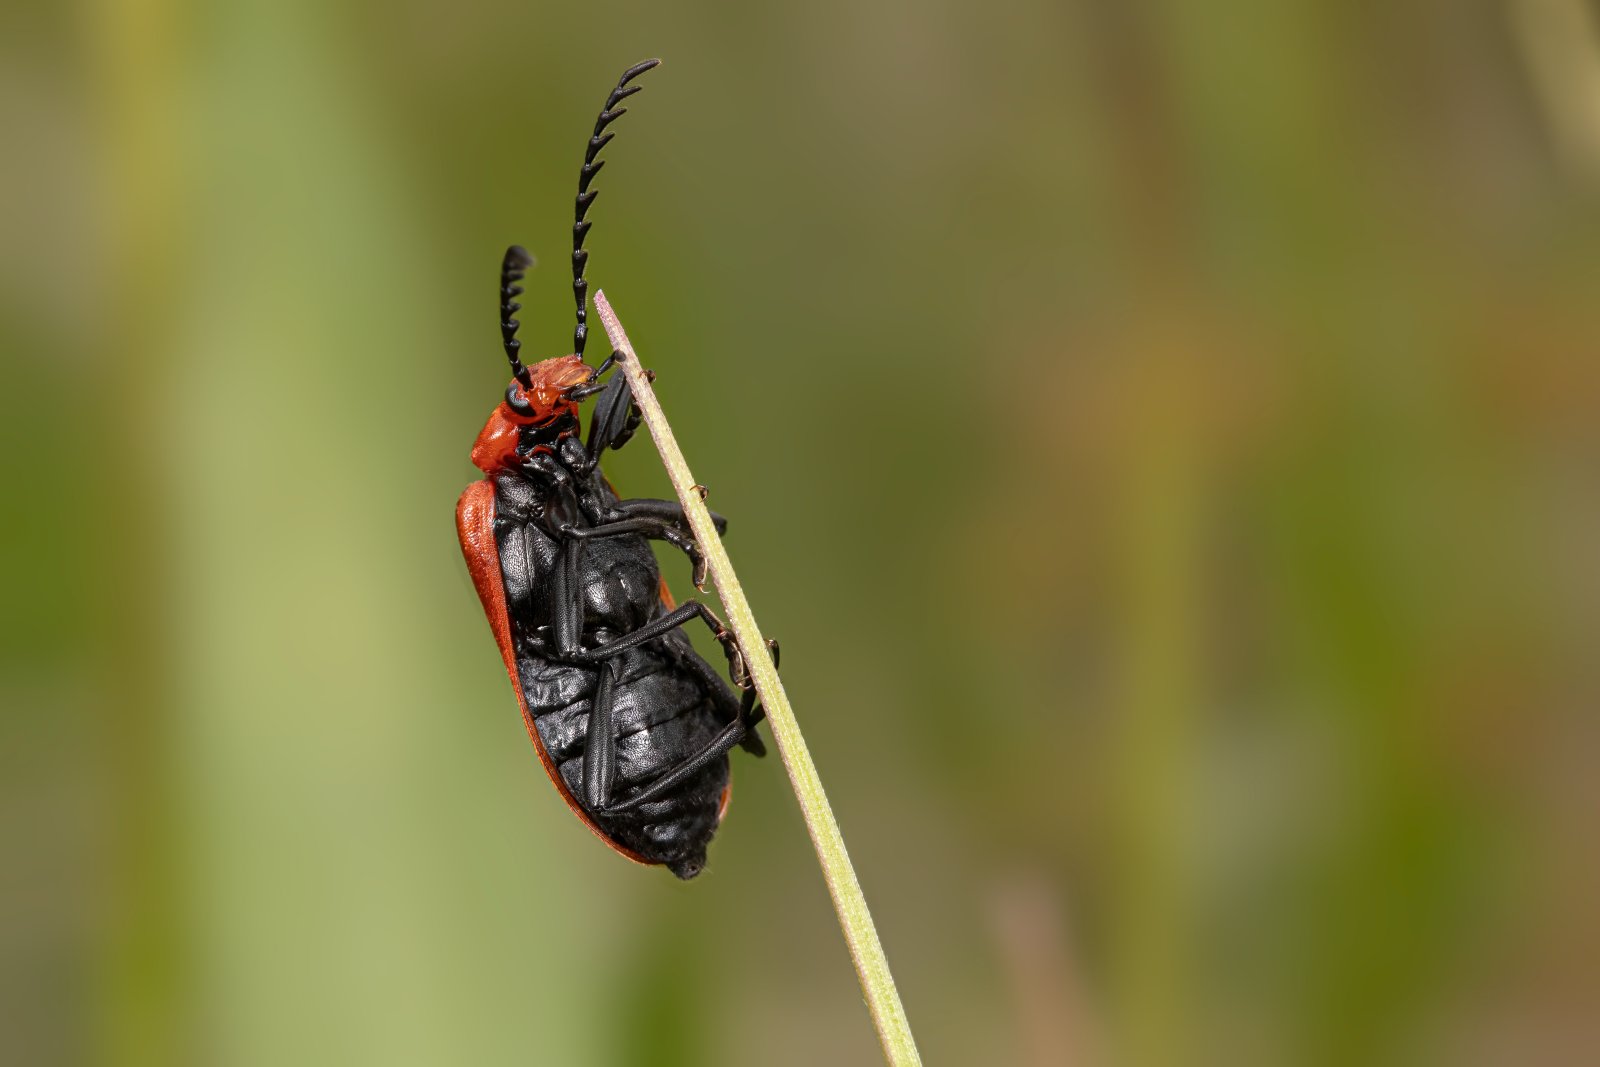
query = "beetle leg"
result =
(566, 350, 619, 400)
(608, 404, 643, 452)
(602, 497, 728, 537)
(601, 718, 750, 814)
(723, 636, 777, 693)
(518, 454, 583, 529)
(574, 498, 731, 588)
(518, 451, 570, 491)
(602, 639, 777, 809)
(560, 517, 707, 586)
(583, 376, 643, 457)
(580, 660, 621, 810)
(550, 536, 586, 658)
(570, 600, 731, 664)
(553, 525, 697, 658)
(729, 683, 767, 758)
(561, 516, 700, 547)
(732, 638, 779, 755)
(584, 369, 636, 459)
(591, 630, 778, 813)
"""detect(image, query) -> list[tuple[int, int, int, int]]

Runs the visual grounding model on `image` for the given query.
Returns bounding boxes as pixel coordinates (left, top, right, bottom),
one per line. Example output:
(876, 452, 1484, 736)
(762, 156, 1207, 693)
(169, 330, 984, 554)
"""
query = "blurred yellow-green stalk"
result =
(5, 2, 1598, 1065)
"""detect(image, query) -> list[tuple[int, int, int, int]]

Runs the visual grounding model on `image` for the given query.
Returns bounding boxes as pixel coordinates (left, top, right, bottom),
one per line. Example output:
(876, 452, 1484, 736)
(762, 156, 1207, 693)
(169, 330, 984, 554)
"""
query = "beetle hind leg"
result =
(599, 636, 778, 808)
(600, 716, 750, 816)
(579, 660, 622, 811)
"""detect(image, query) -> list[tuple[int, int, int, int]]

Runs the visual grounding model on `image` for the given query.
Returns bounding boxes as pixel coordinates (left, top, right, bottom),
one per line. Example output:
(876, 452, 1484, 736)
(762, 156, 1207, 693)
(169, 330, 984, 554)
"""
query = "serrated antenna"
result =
(572, 58, 660, 358)
(500, 244, 535, 388)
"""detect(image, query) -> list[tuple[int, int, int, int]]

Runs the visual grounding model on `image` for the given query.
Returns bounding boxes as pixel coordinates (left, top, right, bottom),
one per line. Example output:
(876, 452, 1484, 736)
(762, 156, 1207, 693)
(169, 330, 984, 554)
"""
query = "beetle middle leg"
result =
(560, 515, 712, 587)
(571, 599, 734, 665)
(602, 498, 727, 537)
(548, 527, 727, 657)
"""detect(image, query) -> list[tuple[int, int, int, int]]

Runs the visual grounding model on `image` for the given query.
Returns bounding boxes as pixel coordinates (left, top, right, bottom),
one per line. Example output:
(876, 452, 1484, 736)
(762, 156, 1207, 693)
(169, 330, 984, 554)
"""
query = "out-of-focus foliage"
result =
(5, 2, 1599, 1065)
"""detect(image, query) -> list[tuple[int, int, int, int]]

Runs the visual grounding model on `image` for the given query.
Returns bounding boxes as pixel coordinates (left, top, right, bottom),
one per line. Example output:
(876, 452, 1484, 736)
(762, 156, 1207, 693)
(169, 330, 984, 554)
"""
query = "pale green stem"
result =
(594, 291, 922, 1067)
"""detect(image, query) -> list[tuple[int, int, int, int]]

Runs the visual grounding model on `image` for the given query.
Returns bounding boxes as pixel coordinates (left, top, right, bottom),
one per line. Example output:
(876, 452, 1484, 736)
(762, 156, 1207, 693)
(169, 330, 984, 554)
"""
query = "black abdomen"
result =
(493, 473, 737, 877)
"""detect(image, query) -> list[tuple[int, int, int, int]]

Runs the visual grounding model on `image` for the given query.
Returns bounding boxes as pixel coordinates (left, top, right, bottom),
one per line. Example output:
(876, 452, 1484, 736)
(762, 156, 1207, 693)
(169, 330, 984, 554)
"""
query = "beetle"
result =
(456, 60, 772, 879)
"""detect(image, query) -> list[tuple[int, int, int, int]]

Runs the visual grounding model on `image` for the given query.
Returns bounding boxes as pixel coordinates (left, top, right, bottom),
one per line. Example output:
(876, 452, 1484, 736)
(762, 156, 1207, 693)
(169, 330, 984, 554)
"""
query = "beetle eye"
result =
(505, 382, 536, 416)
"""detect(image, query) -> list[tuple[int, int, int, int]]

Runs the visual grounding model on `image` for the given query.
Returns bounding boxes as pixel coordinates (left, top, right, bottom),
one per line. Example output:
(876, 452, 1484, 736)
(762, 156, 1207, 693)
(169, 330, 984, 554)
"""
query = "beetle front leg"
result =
(518, 453, 584, 529)
(580, 364, 642, 459)
(566, 349, 620, 400)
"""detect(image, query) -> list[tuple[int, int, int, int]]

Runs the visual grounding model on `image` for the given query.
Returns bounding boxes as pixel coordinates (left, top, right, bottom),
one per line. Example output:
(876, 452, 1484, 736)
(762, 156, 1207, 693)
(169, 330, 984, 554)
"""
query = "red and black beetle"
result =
(456, 60, 770, 879)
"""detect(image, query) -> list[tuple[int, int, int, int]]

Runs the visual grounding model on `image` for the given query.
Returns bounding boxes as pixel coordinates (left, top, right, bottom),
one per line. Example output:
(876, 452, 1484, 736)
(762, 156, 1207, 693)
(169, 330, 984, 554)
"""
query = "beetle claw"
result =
(713, 628, 748, 687)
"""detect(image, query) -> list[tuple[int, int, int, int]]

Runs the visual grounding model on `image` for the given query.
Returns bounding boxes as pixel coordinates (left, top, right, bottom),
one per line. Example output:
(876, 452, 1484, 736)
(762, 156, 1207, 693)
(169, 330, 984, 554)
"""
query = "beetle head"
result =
(473, 60, 659, 476)
(470, 355, 592, 474)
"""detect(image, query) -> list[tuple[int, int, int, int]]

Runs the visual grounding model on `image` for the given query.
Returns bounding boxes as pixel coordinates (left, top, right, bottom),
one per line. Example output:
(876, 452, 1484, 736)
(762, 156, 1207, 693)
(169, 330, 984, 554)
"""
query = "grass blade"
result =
(594, 290, 922, 1067)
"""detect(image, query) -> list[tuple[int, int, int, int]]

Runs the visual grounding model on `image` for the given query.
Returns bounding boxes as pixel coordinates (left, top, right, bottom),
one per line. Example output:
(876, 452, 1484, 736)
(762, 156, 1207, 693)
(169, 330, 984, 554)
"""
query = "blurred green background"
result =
(6, 1, 1600, 1064)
